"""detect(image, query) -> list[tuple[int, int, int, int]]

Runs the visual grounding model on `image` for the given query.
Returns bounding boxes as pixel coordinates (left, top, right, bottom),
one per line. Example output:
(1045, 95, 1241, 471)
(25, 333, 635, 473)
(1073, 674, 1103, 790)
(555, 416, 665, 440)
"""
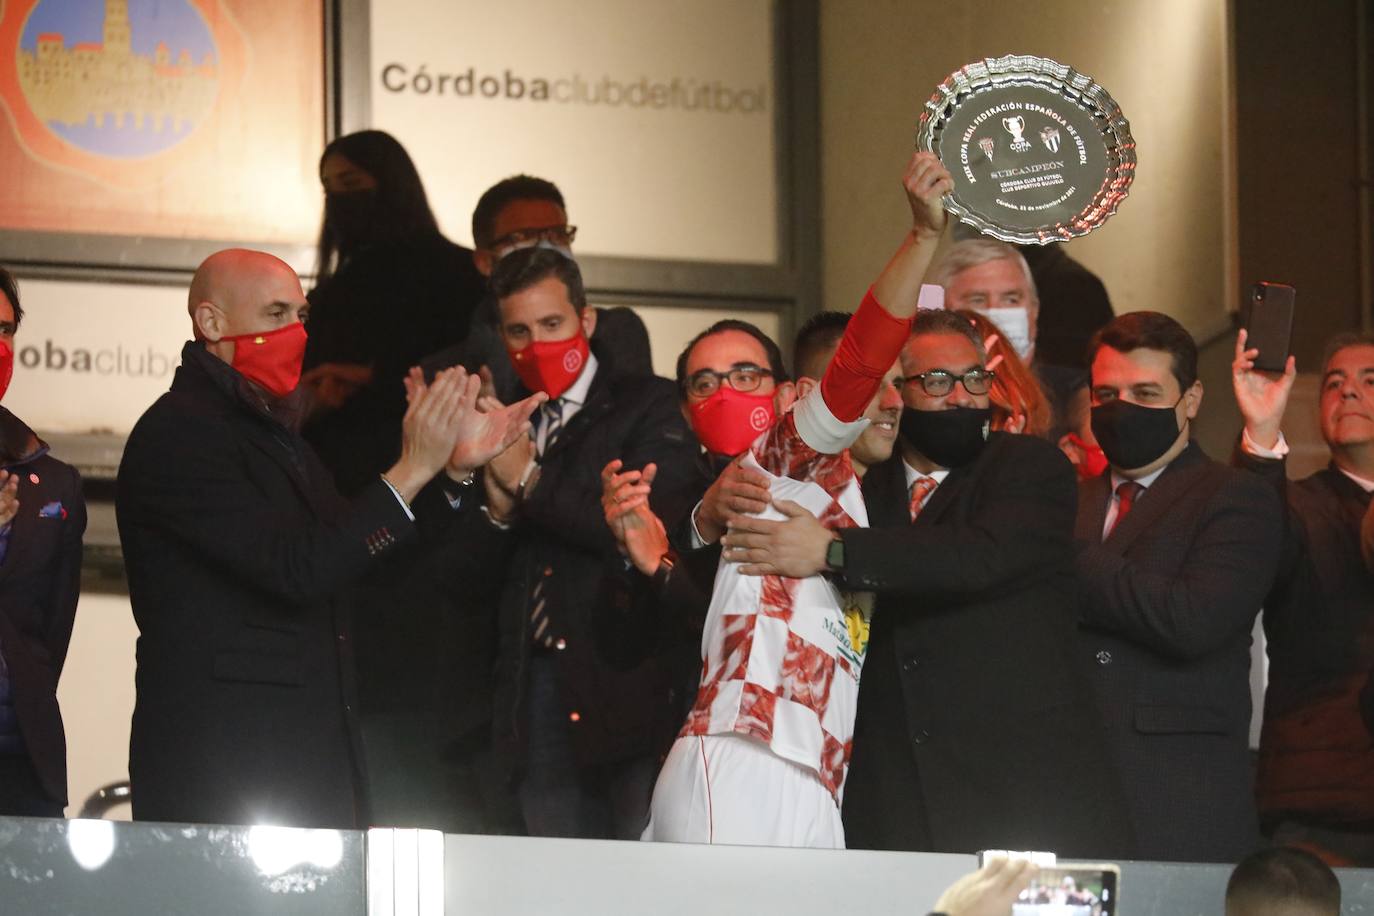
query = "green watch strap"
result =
(825, 534, 845, 571)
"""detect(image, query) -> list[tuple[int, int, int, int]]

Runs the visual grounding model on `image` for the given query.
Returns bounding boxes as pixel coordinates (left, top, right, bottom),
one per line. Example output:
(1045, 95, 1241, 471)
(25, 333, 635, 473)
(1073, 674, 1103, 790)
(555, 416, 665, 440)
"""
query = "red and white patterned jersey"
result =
(681, 403, 872, 803)
(677, 284, 935, 804)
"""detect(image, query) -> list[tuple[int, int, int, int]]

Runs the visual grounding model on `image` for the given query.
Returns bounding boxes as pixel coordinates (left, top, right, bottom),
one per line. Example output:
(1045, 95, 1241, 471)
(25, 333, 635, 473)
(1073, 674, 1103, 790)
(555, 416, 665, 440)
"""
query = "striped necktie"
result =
(528, 399, 567, 648)
(908, 476, 938, 523)
(538, 399, 564, 458)
(529, 565, 555, 649)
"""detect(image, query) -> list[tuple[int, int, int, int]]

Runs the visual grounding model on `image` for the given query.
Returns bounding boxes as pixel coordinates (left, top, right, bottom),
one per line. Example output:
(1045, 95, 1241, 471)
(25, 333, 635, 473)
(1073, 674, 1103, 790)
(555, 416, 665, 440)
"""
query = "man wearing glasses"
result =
(724, 307, 1132, 857)
(431, 174, 653, 392)
(595, 319, 794, 797)
(470, 174, 577, 275)
(599, 151, 955, 848)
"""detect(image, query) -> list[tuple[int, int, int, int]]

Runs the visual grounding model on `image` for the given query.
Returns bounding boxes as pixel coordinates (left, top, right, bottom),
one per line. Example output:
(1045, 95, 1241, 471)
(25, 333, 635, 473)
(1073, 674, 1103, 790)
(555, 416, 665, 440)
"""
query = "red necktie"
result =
(1106, 480, 1144, 539)
(908, 476, 938, 523)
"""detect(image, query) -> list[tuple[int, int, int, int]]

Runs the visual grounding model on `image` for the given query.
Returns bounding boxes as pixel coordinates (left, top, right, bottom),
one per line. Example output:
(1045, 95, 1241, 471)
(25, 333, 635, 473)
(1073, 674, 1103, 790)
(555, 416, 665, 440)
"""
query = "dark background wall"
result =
(1193, 0, 1372, 467)
(1235, 0, 1366, 366)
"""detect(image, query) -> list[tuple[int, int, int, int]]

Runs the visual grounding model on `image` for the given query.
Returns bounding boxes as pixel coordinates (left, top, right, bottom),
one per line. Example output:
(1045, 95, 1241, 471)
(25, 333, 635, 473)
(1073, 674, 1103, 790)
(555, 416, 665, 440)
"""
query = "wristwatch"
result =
(825, 534, 845, 572)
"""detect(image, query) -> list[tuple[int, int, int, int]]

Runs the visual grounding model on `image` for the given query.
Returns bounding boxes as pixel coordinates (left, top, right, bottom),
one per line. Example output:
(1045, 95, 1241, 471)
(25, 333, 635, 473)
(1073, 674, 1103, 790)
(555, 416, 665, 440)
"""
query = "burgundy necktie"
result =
(908, 476, 938, 523)
(1106, 480, 1144, 539)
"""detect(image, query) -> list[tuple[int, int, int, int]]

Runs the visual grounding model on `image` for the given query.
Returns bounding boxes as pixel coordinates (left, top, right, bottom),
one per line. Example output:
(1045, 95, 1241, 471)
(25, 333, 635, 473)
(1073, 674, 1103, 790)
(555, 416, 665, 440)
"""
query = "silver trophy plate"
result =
(917, 54, 1136, 244)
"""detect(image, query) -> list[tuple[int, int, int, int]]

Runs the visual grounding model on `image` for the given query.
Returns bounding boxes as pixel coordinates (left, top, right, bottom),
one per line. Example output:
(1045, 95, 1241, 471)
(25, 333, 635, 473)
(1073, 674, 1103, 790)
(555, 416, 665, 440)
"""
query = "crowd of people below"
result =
(0, 131, 1371, 884)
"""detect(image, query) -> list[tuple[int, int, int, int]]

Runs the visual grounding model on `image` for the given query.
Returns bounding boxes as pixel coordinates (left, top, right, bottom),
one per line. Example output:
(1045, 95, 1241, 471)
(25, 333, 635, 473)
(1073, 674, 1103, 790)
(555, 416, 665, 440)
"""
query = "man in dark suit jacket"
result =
(1075, 311, 1282, 862)
(721, 308, 1131, 856)
(1232, 329, 1374, 865)
(481, 247, 699, 839)
(595, 319, 795, 756)
(118, 249, 538, 828)
(0, 268, 86, 817)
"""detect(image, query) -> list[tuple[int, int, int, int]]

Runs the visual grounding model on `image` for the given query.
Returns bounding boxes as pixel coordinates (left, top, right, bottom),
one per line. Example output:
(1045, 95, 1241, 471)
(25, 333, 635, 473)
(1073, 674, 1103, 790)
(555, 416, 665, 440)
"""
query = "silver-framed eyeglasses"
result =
(898, 368, 995, 396)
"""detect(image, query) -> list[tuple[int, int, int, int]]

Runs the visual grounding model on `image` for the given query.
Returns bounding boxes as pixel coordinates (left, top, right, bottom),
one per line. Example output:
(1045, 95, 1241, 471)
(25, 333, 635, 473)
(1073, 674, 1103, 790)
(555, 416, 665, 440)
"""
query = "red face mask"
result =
(0, 340, 13, 402)
(223, 322, 307, 399)
(1067, 432, 1109, 481)
(688, 387, 775, 457)
(509, 331, 589, 400)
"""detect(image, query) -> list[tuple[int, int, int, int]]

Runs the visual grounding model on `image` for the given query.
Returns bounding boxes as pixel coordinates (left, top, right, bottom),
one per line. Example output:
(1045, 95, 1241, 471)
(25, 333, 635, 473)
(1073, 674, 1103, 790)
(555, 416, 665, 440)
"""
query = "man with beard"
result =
(1074, 311, 1281, 862)
(722, 307, 1132, 856)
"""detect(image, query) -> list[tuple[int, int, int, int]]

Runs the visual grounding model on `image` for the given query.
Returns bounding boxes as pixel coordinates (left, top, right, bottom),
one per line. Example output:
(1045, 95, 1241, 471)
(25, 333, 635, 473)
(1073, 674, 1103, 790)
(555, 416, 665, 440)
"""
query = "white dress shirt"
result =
(901, 460, 950, 510)
(1101, 465, 1167, 539)
(1242, 427, 1374, 493)
(534, 351, 598, 455)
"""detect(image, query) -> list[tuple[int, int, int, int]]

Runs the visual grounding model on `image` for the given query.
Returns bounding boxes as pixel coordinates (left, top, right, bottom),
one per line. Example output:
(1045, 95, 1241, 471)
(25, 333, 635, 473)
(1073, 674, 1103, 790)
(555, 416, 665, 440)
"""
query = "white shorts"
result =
(642, 734, 844, 849)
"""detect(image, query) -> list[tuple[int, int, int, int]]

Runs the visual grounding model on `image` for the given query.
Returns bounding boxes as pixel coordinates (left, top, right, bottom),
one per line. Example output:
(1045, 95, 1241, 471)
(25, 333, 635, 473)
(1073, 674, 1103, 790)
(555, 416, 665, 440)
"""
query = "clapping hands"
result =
(601, 459, 669, 576)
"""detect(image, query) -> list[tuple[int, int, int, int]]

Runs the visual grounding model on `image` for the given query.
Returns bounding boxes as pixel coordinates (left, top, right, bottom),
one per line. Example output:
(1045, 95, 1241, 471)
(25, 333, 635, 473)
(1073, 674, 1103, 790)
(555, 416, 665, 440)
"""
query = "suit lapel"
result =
(178, 348, 333, 519)
(1103, 443, 1208, 553)
(909, 434, 1009, 527)
(862, 450, 965, 529)
(540, 375, 614, 465)
(241, 422, 332, 520)
(918, 466, 966, 526)
(860, 455, 909, 528)
(0, 476, 34, 584)
(1324, 466, 1374, 526)
(1076, 472, 1112, 541)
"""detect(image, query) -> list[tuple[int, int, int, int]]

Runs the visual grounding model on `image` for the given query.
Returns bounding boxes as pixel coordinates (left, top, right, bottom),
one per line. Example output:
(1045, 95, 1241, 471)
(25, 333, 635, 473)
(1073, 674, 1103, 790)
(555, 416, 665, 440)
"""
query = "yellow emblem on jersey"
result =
(839, 591, 873, 656)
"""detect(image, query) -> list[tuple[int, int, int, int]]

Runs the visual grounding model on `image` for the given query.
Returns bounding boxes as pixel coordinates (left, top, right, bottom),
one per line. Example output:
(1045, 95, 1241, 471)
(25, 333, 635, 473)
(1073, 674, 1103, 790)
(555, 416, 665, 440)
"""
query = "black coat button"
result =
(913, 729, 931, 745)
(1096, 649, 1113, 665)
(902, 656, 920, 672)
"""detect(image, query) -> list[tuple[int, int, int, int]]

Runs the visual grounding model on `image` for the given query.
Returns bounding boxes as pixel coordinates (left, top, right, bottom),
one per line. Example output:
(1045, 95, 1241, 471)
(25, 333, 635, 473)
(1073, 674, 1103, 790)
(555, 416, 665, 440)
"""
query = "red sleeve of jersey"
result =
(819, 287, 912, 422)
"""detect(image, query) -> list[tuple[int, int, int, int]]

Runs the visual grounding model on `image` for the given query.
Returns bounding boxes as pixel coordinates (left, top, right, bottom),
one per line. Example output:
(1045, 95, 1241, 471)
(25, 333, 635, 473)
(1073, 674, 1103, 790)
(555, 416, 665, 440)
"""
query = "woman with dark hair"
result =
(957, 308, 1052, 438)
(303, 129, 486, 494)
(299, 132, 489, 833)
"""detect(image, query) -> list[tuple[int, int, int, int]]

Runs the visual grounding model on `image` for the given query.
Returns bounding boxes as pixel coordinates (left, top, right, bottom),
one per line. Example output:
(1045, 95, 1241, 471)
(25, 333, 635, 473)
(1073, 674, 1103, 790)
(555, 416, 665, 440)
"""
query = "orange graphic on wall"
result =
(0, 0, 323, 247)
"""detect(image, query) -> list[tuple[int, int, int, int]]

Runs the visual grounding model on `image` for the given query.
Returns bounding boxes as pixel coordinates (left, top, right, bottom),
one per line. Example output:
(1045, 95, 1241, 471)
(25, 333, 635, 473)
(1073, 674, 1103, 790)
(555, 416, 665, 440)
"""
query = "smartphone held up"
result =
(1243, 282, 1296, 373)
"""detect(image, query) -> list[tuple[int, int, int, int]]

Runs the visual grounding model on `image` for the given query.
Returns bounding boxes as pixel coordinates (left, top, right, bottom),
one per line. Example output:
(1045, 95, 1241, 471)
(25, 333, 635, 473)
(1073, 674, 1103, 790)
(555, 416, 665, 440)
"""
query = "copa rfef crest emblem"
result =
(0, 0, 245, 185)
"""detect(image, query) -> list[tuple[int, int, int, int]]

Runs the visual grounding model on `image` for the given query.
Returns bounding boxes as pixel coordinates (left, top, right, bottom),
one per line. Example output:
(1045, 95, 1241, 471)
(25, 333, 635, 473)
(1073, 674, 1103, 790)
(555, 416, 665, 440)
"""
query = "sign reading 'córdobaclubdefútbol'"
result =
(917, 55, 1136, 244)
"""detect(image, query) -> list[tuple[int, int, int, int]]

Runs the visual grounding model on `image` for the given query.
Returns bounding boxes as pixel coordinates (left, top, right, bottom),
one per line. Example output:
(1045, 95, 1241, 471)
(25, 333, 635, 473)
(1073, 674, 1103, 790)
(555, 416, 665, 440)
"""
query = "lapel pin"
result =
(28, 473, 39, 484)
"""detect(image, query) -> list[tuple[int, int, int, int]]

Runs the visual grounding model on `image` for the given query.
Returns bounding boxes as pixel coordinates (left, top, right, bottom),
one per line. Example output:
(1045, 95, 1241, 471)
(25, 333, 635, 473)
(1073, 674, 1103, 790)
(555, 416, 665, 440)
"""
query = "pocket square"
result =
(39, 501, 66, 520)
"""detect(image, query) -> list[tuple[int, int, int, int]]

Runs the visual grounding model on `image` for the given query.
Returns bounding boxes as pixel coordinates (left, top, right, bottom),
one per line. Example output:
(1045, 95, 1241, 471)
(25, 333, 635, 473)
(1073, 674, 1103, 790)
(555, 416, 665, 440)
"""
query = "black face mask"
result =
(325, 189, 377, 251)
(898, 406, 992, 469)
(1090, 398, 1184, 471)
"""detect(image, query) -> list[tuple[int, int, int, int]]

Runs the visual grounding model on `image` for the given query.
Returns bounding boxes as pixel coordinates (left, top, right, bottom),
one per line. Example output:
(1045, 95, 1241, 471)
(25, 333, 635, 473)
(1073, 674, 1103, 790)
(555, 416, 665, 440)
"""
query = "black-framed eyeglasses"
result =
(490, 224, 578, 251)
(898, 368, 995, 397)
(685, 364, 773, 398)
